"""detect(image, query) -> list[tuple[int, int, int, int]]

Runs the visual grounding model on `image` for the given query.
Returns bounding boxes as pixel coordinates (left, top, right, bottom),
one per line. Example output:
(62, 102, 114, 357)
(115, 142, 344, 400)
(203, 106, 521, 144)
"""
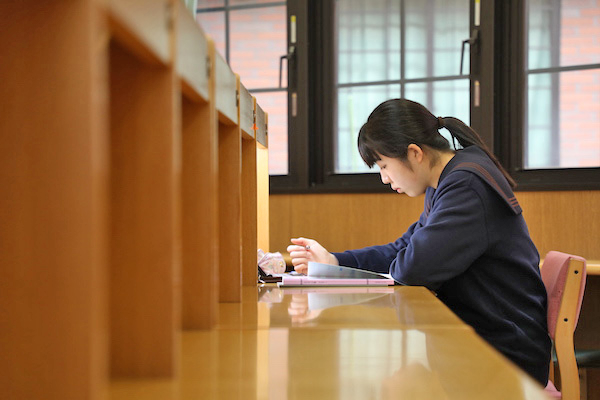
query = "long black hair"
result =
(357, 98, 516, 188)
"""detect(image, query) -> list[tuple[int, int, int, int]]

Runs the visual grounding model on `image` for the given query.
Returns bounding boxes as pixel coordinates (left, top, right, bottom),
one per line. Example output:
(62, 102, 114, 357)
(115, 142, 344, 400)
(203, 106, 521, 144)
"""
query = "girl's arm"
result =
(390, 174, 487, 289)
(332, 212, 426, 274)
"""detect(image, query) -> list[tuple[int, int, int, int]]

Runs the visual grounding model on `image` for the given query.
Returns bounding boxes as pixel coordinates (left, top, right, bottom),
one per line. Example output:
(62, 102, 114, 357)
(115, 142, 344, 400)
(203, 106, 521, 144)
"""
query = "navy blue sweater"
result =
(333, 146, 551, 385)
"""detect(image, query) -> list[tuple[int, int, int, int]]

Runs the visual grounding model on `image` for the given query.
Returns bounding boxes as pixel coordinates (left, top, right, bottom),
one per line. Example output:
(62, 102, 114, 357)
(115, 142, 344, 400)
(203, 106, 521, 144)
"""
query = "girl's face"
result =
(375, 150, 429, 197)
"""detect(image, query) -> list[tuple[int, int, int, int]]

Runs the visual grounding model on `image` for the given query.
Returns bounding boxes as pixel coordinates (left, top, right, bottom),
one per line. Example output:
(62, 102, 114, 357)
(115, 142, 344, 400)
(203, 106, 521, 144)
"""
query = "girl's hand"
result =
(286, 237, 338, 275)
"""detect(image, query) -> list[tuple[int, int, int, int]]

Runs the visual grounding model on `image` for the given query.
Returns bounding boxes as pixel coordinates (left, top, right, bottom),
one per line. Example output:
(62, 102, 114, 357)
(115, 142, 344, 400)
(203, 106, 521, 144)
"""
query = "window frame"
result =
(269, 0, 600, 194)
(267, 0, 311, 192)
(196, 1, 298, 182)
(494, 1, 600, 191)
(275, 0, 478, 194)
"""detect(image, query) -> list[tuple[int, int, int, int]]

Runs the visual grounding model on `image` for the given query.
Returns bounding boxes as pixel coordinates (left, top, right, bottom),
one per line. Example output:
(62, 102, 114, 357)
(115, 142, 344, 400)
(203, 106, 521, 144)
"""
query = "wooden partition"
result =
(271, 191, 600, 261)
(106, 0, 179, 378)
(177, 5, 218, 330)
(215, 51, 243, 303)
(2, 0, 270, 396)
(255, 100, 270, 252)
(239, 78, 258, 286)
(106, 0, 172, 64)
(0, 2, 109, 399)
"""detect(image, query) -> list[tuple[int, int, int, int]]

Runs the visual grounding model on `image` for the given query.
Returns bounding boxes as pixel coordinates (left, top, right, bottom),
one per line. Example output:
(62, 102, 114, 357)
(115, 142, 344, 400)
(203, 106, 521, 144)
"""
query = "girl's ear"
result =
(407, 144, 424, 163)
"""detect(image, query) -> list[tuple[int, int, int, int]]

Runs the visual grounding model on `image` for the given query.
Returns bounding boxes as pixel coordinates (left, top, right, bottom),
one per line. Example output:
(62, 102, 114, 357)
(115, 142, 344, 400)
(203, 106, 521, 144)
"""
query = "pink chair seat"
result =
(544, 380, 562, 399)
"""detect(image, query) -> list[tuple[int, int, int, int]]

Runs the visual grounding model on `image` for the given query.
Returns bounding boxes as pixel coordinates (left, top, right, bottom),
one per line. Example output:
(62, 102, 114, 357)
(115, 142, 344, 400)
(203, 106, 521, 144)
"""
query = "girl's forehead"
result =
(376, 153, 394, 162)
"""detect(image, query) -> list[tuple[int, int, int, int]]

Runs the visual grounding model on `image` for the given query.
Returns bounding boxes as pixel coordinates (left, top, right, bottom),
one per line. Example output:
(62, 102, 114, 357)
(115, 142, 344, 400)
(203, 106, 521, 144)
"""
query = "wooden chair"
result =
(541, 251, 587, 400)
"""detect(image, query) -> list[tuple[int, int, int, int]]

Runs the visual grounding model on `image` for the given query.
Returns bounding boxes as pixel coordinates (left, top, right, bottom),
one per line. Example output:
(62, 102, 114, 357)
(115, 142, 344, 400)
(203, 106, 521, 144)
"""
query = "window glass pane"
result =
(196, 11, 226, 57)
(526, 69, 600, 169)
(334, 0, 470, 174)
(337, 0, 401, 84)
(528, 0, 600, 70)
(230, 6, 287, 89)
(405, 79, 470, 148)
(404, 80, 469, 121)
(336, 85, 401, 173)
(253, 91, 288, 175)
(526, 0, 600, 170)
(405, 0, 470, 79)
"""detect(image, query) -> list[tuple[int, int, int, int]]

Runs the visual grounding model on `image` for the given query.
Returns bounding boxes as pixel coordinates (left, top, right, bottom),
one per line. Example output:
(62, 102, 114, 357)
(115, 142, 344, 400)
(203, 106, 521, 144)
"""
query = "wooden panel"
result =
(0, 2, 108, 399)
(218, 121, 242, 302)
(106, 0, 172, 65)
(176, 0, 209, 102)
(240, 76, 257, 287)
(517, 191, 600, 260)
(108, 40, 178, 377)
(241, 132, 258, 287)
(269, 190, 600, 261)
(238, 78, 254, 139)
(180, 38, 219, 329)
(269, 193, 424, 255)
(256, 100, 270, 252)
(215, 44, 241, 303)
(215, 52, 237, 125)
(180, 91, 218, 328)
(256, 146, 270, 252)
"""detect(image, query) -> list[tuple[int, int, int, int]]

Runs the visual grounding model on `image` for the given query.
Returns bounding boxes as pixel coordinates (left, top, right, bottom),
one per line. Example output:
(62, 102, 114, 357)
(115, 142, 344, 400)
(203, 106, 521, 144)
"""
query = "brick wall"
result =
(197, 5, 288, 175)
(560, 0, 600, 167)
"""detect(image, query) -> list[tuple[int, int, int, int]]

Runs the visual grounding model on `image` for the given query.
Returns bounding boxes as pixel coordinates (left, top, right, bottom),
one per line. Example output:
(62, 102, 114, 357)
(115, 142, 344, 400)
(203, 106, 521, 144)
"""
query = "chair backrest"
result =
(541, 251, 587, 400)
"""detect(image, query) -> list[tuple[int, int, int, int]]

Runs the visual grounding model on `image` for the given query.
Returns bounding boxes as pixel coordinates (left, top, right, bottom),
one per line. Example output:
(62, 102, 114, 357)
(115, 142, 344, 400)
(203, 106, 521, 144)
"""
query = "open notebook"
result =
(278, 261, 396, 287)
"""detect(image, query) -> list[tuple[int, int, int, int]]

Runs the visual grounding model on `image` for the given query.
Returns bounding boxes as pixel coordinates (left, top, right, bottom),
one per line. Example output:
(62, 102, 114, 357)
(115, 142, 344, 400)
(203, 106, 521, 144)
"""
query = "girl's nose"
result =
(380, 171, 389, 184)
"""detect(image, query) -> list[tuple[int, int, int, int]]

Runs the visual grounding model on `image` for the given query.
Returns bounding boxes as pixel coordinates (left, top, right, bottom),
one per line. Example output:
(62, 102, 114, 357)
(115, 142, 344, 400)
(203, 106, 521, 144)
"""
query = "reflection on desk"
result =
(258, 285, 465, 329)
(111, 326, 548, 400)
(110, 286, 550, 400)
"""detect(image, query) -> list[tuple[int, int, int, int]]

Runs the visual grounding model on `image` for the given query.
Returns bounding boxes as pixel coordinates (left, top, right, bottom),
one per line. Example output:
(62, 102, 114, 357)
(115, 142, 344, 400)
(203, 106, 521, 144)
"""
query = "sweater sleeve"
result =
(332, 210, 427, 274)
(391, 173, 488, 290)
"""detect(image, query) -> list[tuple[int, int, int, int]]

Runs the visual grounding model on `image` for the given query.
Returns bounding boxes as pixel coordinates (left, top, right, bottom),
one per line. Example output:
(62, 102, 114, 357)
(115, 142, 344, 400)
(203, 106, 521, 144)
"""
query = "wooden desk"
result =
(110, 286, 550, 400)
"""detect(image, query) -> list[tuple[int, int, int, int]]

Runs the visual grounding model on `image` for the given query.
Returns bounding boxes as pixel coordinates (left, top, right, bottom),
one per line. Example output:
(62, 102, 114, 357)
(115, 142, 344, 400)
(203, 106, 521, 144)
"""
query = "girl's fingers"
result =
(289, 237, 317, 275)
(291, 237, 313, 248)
(289, 250, 311, 259)
(291, 257, 308, 267)
(287, 244, 308, 253)
(294, 264, 308, 274)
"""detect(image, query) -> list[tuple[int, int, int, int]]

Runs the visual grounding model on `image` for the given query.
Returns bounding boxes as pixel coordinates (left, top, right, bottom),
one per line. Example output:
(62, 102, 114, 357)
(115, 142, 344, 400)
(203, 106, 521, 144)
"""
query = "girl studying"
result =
(287, 98, 551, 385)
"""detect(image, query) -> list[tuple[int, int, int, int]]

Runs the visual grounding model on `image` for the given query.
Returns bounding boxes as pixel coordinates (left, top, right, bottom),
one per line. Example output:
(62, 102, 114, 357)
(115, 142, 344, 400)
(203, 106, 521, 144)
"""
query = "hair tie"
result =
(437, 116, 445, 129)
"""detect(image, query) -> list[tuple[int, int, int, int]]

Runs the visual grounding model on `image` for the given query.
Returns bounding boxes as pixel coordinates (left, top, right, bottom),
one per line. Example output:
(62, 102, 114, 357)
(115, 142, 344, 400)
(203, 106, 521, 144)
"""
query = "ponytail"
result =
(358, 99, 516, 189)
(439, 117, 517, 188)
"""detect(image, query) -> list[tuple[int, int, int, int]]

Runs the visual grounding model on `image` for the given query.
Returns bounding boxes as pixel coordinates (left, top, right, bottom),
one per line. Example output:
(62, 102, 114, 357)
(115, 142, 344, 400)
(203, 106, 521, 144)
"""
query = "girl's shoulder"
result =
(441, 158, 522, 215)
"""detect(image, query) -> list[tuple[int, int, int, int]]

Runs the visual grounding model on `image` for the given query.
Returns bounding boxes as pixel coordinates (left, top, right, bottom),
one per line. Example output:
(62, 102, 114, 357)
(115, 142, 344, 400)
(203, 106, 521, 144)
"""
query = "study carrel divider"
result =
(215, 50, 243, 303)
(107, 0, 179, 378)
(178, 4, 218, 330)
(256, 99, 270, 254)
(0, 2, 109, 399)
(1, 0, 269, 397)
(239, 78, 259, 287)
